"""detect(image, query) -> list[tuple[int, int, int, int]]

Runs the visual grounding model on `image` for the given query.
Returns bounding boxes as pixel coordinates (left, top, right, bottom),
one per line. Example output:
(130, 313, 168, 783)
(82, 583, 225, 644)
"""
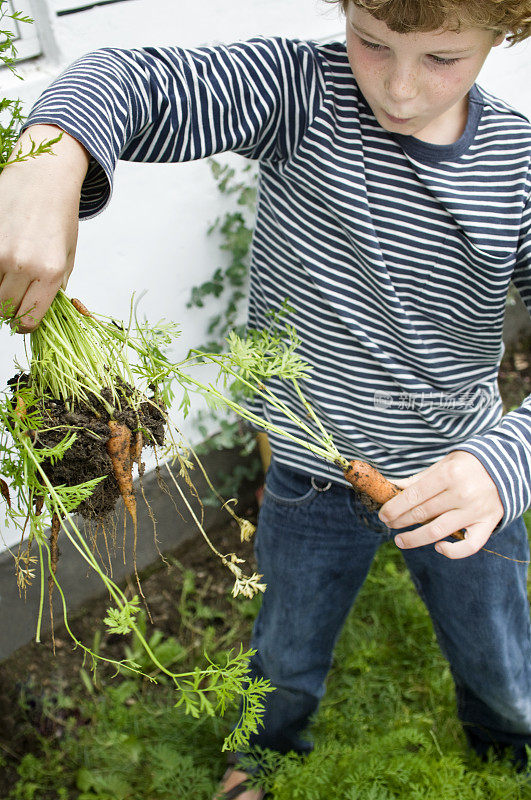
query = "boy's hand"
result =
(378, 450, 504, 559)
(0, 124, 90, 332)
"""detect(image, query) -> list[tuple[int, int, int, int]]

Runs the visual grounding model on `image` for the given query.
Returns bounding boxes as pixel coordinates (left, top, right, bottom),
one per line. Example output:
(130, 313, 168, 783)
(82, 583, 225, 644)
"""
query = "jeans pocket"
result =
(263, 461, 318, 507)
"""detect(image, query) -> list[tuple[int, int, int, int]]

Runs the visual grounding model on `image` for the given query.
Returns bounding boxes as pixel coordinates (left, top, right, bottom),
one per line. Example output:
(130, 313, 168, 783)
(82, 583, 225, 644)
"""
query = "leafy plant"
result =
(0, 289, 273, 747)
(119, 609, 189, 680)
(185, 302, 349, 472)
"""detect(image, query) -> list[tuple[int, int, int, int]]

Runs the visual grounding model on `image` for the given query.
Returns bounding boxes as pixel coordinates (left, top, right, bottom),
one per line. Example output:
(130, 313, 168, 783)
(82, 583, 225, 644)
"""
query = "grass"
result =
(3, 511, 530, 800)
(258, 540, 531, 799)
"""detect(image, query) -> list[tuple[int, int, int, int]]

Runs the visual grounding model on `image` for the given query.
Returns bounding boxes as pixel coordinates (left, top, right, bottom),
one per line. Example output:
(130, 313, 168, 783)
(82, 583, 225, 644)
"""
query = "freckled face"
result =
(346, 7, 504, 143)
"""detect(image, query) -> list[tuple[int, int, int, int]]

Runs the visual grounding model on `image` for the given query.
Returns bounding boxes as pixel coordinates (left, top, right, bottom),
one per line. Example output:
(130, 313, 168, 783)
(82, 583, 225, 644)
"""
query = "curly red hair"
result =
(329, 0, 531, 45)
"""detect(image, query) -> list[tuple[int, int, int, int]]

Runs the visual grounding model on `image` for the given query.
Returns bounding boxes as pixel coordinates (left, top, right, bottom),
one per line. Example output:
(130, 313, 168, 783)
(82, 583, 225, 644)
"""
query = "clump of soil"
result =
(8, 373, 166, 519)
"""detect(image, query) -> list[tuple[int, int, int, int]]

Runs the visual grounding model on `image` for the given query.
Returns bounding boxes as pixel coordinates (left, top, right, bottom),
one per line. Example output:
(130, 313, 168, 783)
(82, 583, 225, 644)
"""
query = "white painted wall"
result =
(1, 0, 530, 549)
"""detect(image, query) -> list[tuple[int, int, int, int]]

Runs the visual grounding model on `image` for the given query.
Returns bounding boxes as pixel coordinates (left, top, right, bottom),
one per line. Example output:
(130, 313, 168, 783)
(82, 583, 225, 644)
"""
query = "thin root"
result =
(48, 513, 61, 654)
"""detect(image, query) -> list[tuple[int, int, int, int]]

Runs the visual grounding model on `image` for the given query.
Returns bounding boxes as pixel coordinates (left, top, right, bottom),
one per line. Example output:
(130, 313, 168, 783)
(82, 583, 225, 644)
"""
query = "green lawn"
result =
(5, 513, 531, 800)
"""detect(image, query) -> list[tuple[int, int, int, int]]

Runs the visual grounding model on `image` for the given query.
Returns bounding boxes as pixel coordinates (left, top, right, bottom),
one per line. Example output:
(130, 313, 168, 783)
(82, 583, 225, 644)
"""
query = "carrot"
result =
(107, 420, 147, 605)
(130, 429, 144, 468)
(344, 459, 401, 505)
(106, 419, 136, 528)
(70, 297, 92, 318)
(14, 393, 26, 422)
(344, 459, 466, 541)
(49, 513, 60, 583)
(0, 478, 11, 509)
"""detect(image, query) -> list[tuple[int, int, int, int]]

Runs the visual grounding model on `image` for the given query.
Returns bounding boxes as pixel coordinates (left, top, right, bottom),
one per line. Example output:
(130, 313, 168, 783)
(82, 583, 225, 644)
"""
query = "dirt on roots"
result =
(8, 374, 166, 519)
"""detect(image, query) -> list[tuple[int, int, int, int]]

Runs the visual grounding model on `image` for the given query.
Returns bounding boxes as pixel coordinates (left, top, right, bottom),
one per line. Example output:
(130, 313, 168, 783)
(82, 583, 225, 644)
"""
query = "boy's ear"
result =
(493, 31, 506, 47)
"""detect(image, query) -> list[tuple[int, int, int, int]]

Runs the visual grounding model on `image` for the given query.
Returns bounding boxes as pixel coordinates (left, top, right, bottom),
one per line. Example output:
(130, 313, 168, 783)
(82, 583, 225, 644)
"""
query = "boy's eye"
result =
(358, 36, 460, 67)
(428, 54, 460, 66)
(359, 38, 386, 52)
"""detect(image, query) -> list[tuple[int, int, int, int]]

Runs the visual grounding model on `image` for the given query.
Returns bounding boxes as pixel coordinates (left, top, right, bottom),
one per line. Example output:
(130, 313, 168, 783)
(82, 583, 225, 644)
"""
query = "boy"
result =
(0, 1, 530, 797)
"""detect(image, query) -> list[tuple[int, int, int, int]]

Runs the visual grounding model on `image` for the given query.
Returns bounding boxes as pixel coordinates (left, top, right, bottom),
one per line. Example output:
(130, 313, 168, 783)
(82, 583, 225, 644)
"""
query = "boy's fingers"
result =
(393, 509, 468, 550)
(384, 489, 452, 529)
(0, 273, 28, 321)
(391, 472, 424, 490)
(432, 523, 493, 559)
(0, 252, 71, 330)
(379, 475, 444, 523)
(394, 515, 497, 558)
(16, 278, 63, 332)
(60, 255, 75, 291)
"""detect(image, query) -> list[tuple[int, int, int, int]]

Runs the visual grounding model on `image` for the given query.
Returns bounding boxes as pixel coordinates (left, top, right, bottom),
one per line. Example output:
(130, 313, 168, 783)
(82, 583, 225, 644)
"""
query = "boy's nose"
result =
(385, 67, 419, 103)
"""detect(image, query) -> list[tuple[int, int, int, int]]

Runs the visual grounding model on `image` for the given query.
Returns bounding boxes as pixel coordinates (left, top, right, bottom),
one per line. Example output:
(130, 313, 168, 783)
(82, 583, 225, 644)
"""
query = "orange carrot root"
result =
(0, 478, 11, 509)
(130, 430, 143, 467)
(106, 420, 137, 527)
(71, 297, 92, 317)
(344, 459, 401, 505)
(14, 394, 26, 422)
(344, 459, 466, 541)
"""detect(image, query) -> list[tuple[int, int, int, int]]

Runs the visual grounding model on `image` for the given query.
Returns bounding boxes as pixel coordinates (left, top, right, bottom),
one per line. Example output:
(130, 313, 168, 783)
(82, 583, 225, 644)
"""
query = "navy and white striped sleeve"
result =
(453, 187, 531, 530)
(23, 37, 322, 218)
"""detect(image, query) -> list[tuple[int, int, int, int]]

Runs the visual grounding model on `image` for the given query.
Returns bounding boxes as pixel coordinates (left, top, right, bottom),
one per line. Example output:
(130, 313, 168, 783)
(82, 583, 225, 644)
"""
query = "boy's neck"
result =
(411, 94, 470, 145)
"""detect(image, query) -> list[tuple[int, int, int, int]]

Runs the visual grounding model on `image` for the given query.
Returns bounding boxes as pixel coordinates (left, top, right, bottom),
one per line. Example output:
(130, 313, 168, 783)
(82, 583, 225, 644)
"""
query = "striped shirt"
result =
(25, 37, 531, 529)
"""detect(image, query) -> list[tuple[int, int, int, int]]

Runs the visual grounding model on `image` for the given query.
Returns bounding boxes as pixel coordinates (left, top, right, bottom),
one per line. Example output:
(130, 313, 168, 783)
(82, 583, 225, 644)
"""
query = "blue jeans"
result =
(237, 460, 531, 770)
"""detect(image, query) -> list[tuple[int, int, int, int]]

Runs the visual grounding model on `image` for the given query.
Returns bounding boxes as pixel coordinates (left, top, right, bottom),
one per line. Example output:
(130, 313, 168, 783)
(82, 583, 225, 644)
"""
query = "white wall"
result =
(1, 0, 530, 549)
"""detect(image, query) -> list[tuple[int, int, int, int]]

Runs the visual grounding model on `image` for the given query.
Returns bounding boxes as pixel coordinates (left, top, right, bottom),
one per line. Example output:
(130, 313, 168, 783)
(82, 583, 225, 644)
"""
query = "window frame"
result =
(1, 0, 60, 68)
(2, 0, 42, 62)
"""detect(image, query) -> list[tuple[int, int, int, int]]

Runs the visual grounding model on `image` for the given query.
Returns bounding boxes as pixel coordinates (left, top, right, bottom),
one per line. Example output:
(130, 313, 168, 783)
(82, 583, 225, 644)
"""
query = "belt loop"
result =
(311, 476, 332, 492)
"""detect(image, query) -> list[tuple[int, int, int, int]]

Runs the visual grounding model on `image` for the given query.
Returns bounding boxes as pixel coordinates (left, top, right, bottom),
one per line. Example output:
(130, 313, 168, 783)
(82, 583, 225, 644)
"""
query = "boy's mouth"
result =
(383, 111, 413, 124)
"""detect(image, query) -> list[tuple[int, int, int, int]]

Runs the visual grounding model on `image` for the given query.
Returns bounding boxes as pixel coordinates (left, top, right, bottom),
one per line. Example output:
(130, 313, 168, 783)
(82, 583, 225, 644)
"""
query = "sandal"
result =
(215, 768, 265, 800)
